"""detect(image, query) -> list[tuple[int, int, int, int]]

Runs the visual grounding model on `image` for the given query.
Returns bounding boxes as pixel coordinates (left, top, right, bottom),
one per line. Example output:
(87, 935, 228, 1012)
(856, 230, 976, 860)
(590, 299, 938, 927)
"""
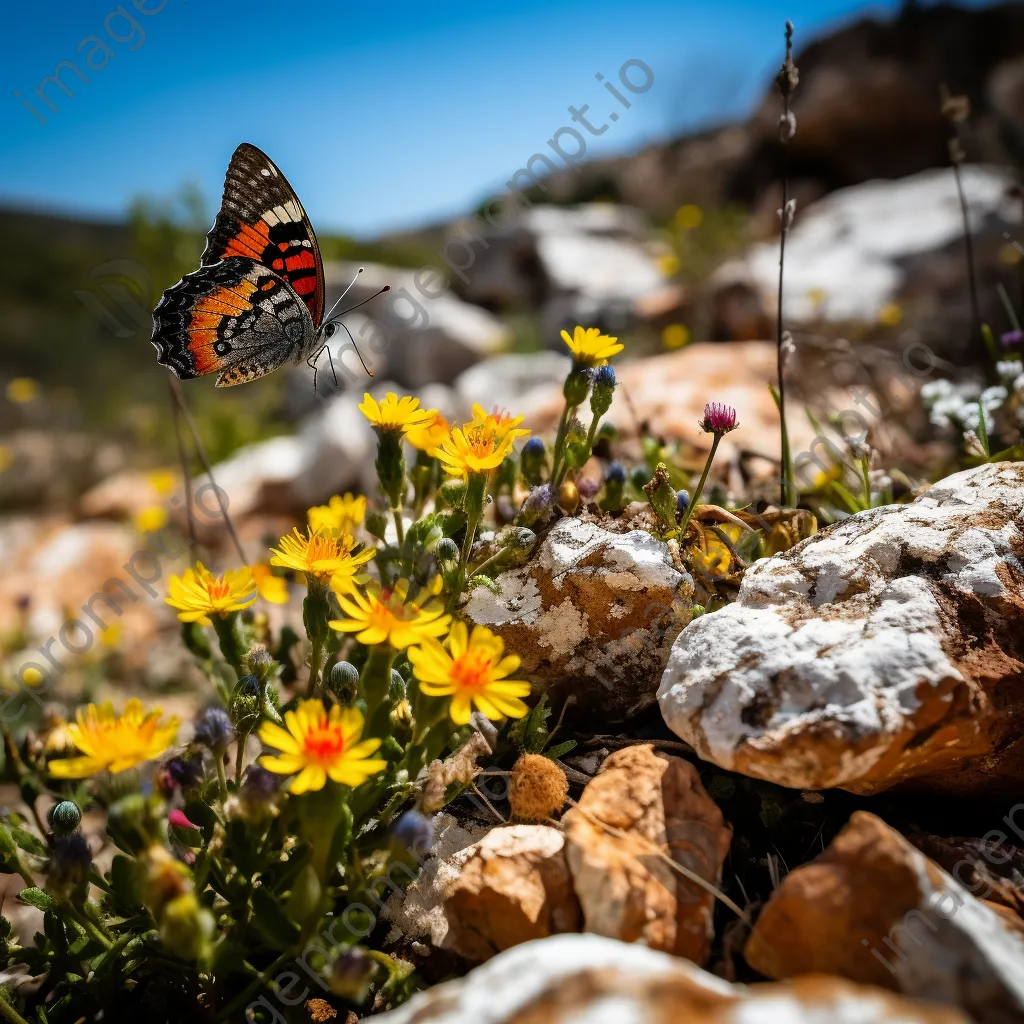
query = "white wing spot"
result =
(260, 168, 271, 177)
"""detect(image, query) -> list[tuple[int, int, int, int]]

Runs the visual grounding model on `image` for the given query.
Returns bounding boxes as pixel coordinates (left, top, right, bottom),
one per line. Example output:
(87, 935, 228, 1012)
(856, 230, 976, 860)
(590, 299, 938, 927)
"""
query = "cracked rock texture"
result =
(745, 811, 1024, 1024)
(658, 462, 1024, 795)
(465, 517, 693, 722)
(373, 933, 968, 1023)
(442, 825, 581, 961)
(563, 743, 731, 964)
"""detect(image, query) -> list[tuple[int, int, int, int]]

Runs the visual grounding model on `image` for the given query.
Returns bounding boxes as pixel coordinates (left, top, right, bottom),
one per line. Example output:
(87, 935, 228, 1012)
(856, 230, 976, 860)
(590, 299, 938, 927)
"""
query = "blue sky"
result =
(0, 0, 993, 236)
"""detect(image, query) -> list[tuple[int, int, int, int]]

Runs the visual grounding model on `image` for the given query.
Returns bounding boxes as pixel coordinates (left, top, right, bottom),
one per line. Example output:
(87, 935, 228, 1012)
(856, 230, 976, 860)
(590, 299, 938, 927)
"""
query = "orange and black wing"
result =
(152, 256, 315, 387)
(201, 143, 325, 328)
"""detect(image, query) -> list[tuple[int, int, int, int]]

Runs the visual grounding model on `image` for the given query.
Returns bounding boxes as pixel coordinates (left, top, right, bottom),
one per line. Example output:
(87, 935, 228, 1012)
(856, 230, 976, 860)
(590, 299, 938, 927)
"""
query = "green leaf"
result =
(18, 887, 56, 912)
(546, 740, 577, 760)
(109, 855, 142, 914)
(10, 826, 46, 857)
(250, 885, 301, 950)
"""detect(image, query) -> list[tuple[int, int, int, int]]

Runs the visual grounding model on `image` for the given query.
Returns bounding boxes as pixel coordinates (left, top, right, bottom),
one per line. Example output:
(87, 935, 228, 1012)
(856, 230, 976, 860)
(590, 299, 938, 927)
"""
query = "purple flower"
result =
(193, 707, 234, 753)
(699, 402, 739, 435)
(1001, 329, 1023, 349)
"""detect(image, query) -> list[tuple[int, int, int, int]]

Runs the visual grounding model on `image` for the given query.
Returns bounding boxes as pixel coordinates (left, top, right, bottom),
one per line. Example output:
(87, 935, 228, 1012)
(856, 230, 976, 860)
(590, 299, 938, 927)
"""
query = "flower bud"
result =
(159, 892, 214, 962)
(389, 809, 434, 858)
(329, 947, 375, 1001)
(699, 402, 739, 435)
(157, 754, 204, 796)
(630, 465, 651, 492)
(520, 437, 547, 485)
(193, 707, 234, 754)
(328, 661, 360, 704)
(676, 490, 691, 517)
(438, 478, 466, 510)
(48, 799, 82, 837)
(244, 642, 275, 680)
(589, 364, 617, 418)
(643, 463, 678, 530)
(181, 621, 212, 660)
(602, 461, 627, 511)
(365, 510, 388, 541)
(434, 537, 460, 567)
(562, 368, 591, 407)
(557, 479, 580, 514)
(389, 669, 407, 702)
(229, 675, 260, 733)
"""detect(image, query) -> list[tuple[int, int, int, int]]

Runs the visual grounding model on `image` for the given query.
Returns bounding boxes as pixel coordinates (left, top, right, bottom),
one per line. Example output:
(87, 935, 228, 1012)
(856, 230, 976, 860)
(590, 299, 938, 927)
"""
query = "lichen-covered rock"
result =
(443, 825, 580, 961)
(372, 933, 969, 1023)
(563, 743, 731, 964)
(658, 462, 1024, 796)
(465, 517, 693, 721)
(745, 811, 1024, 1024)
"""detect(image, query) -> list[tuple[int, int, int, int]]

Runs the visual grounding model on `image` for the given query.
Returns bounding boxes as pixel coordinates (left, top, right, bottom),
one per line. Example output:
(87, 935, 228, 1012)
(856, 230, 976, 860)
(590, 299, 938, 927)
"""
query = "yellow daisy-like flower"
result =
(436, 408, 530, 481)
(330, 578, 450, 649)
(405, 409, 451, 457)
(270, 527, 375, 589)
(559, 325, 623, 366)
(252, 563, 289, 604)
(359, 392, 432, 433)
(692, 523, 745, 579)
(308, 493, 367, 536)
(468, 404, 531, 450)
(258, 700, 386, 794)
(49, 699, 179, 779)
(165, 562, 258, 626)
(408, 621, 531, 725)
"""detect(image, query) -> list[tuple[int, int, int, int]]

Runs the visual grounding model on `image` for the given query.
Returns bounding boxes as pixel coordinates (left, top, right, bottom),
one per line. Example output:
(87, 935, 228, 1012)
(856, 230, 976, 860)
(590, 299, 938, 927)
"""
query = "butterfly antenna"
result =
(320, 266, 364, 327)
(324, 284, 392, 329)
(334, 320, 374, 377)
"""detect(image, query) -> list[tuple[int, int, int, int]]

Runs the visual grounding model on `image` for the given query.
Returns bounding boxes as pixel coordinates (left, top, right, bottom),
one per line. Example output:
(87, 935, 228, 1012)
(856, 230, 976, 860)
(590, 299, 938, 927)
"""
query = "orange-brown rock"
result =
(563, 743, 731, 964)
(745, 811, 1024, 1023)
(442, 825, 581, 962)
(373, 933, 968, 1023)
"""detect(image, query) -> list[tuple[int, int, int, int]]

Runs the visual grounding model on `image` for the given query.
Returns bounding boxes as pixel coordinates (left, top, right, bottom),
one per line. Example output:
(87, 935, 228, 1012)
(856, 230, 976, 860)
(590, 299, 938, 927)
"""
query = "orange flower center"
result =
(450, 652, 492, 694)
(302, 724, 346, 763)
(307, 534, 344, 563)
(207, 578, 231, 602)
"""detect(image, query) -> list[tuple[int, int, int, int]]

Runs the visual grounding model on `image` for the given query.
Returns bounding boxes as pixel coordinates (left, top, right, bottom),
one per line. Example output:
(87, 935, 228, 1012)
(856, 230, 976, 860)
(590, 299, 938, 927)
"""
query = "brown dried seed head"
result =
(509, 753, 569, 821)
(305, 998, 337, 1022)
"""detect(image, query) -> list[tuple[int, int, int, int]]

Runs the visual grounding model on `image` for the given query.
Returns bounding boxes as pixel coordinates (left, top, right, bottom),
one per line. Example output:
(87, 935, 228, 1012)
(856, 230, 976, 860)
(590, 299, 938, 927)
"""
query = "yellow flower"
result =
(878, 302, 903, 327)
(408, 621, 531, 725)
(674, 204, 703, 230)
(308, 493, 367, 536)
(559, 325, 623, 366)
(49, 699, 179, 779)
(468, 404, 531, 450)
(436, 408, 529, 481)
(252, 563, 289, 604)
(270, 527, 375, 589)
(330, 578, 450, 649)
(6, 378, 39, 404)
(692, 524, 745, 579)
(165, 562, 258, 626)
(405, 409, 451, 457)
(134, 504, 168, 534)
(661, 324, 690, 350)
(99, 623, 123, 648)
(359, 392, 432, 433)
(147, 469, 177, 497)
(258, 700, 386, 794)
(657, 252, 680, 276)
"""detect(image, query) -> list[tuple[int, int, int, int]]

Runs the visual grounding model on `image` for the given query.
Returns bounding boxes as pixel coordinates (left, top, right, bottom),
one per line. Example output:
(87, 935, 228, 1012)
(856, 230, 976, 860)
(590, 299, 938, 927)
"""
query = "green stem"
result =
(549, 404, 573, 483)
(392, 507, 405, 546)
(63, 901, 112, 950)
(360, 647, 395, 721)
(216, 950, 294, 1022)
(678, 434, 722, 537)
(215, 755, 228, 804)
(0, 995, 31, 1024)
(555, 408, 600, 490)
(234, 734, 247, 784)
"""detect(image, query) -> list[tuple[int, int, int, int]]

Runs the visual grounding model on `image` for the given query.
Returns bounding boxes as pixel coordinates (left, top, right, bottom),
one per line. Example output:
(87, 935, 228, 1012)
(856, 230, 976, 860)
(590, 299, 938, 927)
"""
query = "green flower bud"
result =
(589, 365, 616, 419)
(439, 478, 466, 510)
(365, 510, 388, 541)
(643, 463, 678, 530)
(159, 892, 215, 962)
(48, 800, 82, 837)
(244, 643, 275, 681)
(328, 661, 360, 704)
(520, 437, 547, 486)
(435, 537, 460, 565)
(181, 621, 212, 660)
(563, 368, 591, 407)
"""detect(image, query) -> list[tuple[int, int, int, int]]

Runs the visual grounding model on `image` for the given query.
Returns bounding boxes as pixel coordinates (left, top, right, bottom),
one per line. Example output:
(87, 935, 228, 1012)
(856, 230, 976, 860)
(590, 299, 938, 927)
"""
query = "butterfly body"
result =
(152, 144, 328, 387)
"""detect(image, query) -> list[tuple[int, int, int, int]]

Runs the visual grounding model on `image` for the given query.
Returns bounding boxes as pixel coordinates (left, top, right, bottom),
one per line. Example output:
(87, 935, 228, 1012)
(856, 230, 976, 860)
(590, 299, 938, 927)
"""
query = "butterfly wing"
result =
(201, 143, 325, 328)
(152, 256, 316, 387)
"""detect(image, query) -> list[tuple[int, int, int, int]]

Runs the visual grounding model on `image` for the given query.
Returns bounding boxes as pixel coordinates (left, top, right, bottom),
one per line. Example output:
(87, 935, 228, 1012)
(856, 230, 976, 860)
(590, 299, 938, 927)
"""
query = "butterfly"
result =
(152, 143, 380, 388)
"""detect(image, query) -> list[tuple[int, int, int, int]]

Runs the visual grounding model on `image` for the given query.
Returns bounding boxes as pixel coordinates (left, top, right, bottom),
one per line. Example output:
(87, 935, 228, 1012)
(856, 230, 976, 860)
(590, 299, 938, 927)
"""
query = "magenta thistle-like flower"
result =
(699, 402, 738, 435)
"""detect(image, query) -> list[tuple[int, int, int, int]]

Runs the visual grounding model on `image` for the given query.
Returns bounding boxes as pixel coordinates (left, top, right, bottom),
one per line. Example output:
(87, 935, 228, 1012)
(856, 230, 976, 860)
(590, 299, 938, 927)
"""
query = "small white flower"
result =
(996, 360, 1023, 385)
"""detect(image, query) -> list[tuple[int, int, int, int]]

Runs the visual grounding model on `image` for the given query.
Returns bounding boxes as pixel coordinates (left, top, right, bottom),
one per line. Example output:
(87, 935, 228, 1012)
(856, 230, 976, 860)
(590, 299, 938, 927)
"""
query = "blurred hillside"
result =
(1, 0, 1023, 498)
